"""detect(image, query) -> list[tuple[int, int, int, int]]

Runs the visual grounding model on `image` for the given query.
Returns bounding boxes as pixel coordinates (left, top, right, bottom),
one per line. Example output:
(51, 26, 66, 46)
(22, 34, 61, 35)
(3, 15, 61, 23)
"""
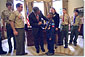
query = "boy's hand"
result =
(56, 28, 58, 31)
(78, 28, 80, 32)
(13, 30, 18, 36)
(38, 21, 42, 25)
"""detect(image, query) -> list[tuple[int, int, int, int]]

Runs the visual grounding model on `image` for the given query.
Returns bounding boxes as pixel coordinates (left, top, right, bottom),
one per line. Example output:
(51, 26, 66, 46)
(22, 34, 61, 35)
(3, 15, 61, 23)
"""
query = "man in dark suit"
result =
(29, 7, 48, 53)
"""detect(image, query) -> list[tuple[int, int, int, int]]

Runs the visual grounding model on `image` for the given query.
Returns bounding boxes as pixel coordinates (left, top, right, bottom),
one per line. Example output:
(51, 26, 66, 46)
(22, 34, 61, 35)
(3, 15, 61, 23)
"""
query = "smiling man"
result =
(9, 3, 27, 55)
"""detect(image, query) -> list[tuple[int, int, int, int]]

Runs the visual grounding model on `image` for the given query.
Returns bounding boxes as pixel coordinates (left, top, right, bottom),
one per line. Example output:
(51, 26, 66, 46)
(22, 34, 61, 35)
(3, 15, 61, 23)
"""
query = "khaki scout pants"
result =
(69, 26, 79, 44)
(61, 25, 68, 47)
(15, 28, 25, 55)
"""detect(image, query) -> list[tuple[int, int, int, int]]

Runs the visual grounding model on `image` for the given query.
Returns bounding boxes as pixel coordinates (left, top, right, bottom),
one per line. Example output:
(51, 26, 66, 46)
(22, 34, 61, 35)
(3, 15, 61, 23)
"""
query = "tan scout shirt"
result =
(9, 10, 24, 28)
(1, 9, 12, 24)
(72, 16, 82, 26)
(60, 14, 70, 25)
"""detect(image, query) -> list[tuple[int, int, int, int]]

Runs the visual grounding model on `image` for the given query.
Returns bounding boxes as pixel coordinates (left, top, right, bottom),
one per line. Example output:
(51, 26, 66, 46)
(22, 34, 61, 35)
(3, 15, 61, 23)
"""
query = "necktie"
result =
(36, 15, 39, 21)
(63, 14, 64, 22)
(73, 16, 76, 23)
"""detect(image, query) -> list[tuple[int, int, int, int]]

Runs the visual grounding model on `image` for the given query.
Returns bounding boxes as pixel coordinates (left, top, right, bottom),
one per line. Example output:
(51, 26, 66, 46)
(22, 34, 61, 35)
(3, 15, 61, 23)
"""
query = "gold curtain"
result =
(25, 0, 52, 16)
(62, 0, 68, 13)
(28, 2, 33, 14)
(24, 0, 27, 23)
(44, 1, 52, 16)
(24, 0, 33, 24)
(25, 0, 33, 14)
(26, 0, 51, 2)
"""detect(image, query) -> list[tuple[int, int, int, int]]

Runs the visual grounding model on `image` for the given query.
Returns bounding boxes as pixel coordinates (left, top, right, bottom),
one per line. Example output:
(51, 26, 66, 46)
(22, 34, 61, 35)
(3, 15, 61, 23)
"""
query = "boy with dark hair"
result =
(1, 2, 16, 53)
(9, 3, 27, 55)
(50, 7, 60, 48)
(69, 9, 82, 46)
(60, 8, 70, 48)
(6, 2, 12, 7)
(45, 13, 55, 55)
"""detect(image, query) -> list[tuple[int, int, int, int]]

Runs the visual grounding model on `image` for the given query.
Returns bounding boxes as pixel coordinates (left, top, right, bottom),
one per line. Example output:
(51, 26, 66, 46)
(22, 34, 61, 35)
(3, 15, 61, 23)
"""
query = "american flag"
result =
(26, 6, 30, 26)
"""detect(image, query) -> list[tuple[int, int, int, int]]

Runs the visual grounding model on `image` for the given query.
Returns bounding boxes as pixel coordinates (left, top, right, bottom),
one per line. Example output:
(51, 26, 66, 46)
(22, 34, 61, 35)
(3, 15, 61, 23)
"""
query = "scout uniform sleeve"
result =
(1, 11, 5, 20)
(71, 16, 74, 22)
(68, 15, 71, 24)
(1, 11, 6, 26)
(79, 17, 82, 25)
(9, 12, 16, 22)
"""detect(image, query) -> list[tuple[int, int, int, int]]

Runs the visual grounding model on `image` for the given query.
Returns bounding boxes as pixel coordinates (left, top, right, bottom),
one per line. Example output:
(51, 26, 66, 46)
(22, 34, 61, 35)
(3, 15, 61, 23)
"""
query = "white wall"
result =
(68, 0, 84, 17)
(0, 0, 7, 16)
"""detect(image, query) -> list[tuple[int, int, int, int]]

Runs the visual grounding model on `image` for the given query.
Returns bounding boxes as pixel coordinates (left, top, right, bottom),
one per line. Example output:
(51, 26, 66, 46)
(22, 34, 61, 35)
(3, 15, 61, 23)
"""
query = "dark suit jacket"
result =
(53, 12, 60, 28)
(29, 12, 48, 36)
(29, 12, 48, 28)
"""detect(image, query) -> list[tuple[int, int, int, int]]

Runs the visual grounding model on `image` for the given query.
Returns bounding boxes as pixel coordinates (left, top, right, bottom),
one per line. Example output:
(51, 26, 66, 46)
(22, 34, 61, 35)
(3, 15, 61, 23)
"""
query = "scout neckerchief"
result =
(73, 15, 77, 24)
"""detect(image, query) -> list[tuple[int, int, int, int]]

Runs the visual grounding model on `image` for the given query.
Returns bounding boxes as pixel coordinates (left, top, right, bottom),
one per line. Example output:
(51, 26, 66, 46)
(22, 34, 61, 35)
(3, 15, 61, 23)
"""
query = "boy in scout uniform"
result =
(69, 10, 82, 46)
(45, 13, 55, 55)
(50, 7, 60, 49)
(60, 8, 70, 48)
(1, 2, 16, 53)
(9, 3, 27, 55)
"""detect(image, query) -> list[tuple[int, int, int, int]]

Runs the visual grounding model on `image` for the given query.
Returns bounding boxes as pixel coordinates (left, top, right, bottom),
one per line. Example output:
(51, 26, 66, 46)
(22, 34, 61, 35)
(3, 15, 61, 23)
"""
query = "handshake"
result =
(38, 21, 46, 29)
(38, 21, 42, 25)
